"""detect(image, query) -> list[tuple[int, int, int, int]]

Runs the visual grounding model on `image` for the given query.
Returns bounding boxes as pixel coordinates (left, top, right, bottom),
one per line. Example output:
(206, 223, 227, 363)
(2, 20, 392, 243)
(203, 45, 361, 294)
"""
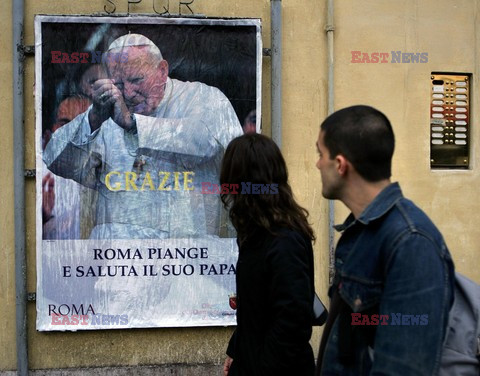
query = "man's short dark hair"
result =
(321, 105, 395, 182)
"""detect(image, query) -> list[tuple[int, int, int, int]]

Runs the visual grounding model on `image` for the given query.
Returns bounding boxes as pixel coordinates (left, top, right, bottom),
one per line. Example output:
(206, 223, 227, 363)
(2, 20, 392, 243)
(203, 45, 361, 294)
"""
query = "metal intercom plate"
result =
(430, 73, 470, 168)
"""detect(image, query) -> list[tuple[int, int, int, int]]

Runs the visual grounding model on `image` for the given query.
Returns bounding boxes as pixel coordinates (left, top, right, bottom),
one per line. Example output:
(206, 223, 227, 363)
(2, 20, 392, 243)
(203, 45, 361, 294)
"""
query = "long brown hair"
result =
(220, 134, 314, 244)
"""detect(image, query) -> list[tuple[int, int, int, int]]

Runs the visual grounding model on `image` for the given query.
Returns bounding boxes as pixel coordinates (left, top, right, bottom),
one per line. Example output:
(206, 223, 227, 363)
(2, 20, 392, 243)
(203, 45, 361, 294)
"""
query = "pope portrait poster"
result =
(35, 15, 261, 330)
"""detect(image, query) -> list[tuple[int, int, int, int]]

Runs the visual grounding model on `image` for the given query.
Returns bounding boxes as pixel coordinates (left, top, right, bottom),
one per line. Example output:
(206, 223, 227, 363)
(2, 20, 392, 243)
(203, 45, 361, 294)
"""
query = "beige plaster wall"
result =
(1, 0, 478, 371)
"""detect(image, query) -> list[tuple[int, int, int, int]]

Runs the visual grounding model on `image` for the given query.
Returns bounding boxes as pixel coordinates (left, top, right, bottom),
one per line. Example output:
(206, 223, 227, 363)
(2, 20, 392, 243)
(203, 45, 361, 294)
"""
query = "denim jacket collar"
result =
(334, 182, 403, 232)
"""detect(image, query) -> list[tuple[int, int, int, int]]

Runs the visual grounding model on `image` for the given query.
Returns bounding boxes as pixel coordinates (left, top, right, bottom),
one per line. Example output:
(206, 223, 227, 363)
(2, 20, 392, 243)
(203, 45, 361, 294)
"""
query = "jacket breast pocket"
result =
(339, 278, 383, 312)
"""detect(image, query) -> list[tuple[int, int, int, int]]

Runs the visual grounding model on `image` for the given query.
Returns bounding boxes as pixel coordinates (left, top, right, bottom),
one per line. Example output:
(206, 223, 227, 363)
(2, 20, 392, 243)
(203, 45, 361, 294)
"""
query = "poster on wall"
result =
(35, 15, 261, 331)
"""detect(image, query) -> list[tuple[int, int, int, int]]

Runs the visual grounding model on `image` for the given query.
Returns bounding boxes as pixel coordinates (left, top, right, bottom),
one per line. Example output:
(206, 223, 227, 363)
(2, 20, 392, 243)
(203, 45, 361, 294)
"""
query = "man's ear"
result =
(158, 59, 169, 80)
(335, 154, 349, 176)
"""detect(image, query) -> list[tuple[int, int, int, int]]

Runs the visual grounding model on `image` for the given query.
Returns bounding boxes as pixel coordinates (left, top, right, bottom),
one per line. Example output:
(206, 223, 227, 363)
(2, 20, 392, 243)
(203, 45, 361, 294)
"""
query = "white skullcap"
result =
(107, 33, 163, 60)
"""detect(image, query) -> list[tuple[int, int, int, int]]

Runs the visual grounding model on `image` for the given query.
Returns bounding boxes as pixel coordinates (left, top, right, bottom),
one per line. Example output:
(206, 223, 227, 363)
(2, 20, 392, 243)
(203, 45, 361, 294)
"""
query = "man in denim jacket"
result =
(315, 105, 455, 375)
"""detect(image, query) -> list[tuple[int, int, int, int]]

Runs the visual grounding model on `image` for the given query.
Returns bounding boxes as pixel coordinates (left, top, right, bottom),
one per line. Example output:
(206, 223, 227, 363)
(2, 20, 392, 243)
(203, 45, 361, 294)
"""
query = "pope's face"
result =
(106, 46, 168, 116)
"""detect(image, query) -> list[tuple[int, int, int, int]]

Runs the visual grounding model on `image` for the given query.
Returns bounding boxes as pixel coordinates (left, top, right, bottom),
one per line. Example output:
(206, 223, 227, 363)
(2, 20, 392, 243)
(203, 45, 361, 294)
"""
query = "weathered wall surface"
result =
(1, 0, 478, 373)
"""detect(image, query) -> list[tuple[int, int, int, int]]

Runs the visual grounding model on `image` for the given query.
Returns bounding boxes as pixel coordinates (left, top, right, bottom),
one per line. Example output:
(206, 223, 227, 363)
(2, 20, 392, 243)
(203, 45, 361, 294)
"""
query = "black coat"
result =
(227, 227, 315, 376)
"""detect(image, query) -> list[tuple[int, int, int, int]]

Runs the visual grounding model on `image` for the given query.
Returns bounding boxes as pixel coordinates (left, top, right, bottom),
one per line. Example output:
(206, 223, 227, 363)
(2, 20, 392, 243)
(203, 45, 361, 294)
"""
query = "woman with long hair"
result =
(221, 134, 315, 376)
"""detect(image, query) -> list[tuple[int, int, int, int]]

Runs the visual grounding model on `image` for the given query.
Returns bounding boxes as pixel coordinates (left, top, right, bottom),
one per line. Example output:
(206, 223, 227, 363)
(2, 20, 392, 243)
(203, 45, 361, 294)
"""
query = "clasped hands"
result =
(88, 79, 136, 133)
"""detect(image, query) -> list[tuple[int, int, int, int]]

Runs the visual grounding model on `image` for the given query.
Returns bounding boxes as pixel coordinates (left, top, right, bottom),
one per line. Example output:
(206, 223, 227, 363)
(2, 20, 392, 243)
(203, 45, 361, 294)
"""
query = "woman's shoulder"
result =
(274, 227, 311, 242)
(264, 228, 314, 274)
(240, 226, 312, 253)
(268, 227, 313, 254)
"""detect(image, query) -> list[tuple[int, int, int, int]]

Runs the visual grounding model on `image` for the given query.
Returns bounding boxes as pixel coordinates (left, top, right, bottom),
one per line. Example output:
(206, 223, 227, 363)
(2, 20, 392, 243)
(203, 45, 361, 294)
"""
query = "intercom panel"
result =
(430, 73, 470, 168)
